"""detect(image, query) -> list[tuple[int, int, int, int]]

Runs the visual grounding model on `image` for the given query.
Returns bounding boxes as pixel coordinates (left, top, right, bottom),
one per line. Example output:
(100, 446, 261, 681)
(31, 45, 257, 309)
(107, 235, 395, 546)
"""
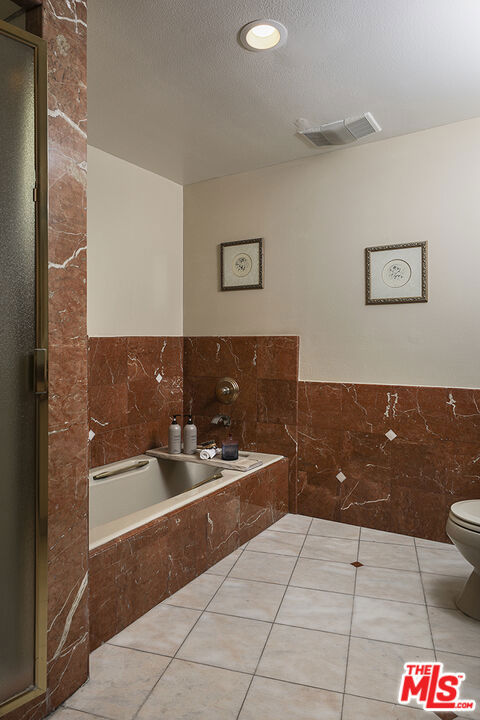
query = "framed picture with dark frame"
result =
(220, 238, 264, 291)
(365, 241, 428, 305)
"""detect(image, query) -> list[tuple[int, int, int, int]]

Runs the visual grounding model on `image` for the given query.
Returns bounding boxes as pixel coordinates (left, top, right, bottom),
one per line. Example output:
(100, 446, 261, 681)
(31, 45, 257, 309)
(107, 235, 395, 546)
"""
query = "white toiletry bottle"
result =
(183, 414, 197, 455)
(168, 415, 181, 454)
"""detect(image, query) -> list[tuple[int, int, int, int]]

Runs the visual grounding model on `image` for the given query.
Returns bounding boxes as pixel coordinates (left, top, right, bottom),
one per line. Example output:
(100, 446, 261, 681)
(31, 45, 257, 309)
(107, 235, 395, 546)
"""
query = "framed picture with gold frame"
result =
(365, 241, 428, 305)
(220, 238, 264, 291)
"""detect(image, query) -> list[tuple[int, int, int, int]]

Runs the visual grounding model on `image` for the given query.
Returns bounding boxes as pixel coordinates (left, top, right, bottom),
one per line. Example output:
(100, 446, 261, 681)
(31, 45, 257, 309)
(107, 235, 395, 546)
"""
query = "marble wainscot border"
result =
(89, 454, 288, 650)
(297, 381, 480, 541)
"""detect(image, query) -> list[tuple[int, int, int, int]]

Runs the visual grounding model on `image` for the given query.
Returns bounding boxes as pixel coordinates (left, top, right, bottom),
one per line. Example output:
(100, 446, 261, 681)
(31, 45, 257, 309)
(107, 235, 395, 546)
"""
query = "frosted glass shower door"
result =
(0, 19, 48, 715)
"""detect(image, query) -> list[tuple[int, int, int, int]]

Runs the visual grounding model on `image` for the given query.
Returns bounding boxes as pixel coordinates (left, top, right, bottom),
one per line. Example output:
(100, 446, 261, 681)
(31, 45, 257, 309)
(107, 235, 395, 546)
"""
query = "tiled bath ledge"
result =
(89, 456, 288, 651)
(146, 447, 266, 471)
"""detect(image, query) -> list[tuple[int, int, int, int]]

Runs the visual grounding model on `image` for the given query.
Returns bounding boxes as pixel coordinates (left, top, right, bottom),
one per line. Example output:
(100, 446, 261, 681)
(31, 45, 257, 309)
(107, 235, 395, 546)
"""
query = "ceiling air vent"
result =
(296, 113, 381, 148)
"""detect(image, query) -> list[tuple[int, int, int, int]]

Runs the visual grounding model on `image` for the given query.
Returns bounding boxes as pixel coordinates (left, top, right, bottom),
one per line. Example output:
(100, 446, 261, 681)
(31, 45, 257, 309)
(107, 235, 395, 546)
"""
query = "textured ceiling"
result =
(88, 0, 480, 185)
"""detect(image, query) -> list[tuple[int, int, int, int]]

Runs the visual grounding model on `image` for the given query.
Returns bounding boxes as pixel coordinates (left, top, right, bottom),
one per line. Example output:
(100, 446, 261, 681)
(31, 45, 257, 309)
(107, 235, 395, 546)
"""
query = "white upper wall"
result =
(87, 146, 183, 337)
(184, 117, 480, 387)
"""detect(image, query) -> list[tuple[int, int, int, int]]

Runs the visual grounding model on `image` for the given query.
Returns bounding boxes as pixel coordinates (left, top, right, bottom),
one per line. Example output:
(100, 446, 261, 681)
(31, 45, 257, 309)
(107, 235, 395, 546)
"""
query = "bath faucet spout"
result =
(211, 414, 231, 427)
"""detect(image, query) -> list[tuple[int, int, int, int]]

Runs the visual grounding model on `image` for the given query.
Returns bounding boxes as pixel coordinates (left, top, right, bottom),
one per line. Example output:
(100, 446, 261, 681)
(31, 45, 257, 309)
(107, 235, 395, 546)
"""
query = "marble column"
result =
(6, 2, 89, 718)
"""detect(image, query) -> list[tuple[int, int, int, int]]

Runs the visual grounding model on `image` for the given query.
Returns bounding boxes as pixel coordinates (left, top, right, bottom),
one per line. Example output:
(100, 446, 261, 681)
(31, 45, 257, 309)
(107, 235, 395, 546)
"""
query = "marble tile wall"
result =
(6, 4, 89, 720)
(89, 458, 288, 650)
(298, 382, 480, 541)
(88, 337, 183, 467)
(183, 337, 299, 511)
(183, 338, 479, 541)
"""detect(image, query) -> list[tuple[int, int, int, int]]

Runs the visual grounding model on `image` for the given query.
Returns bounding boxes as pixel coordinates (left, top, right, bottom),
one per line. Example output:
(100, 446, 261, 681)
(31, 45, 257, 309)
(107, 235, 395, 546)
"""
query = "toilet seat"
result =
(449, 499, 480, 533)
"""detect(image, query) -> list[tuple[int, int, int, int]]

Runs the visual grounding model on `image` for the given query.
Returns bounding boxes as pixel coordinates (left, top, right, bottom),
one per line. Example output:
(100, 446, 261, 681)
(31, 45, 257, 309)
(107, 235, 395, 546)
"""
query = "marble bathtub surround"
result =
(58, 517, 479, 720)
(88, 336, 183, 467)
(89, 457, 288, 650)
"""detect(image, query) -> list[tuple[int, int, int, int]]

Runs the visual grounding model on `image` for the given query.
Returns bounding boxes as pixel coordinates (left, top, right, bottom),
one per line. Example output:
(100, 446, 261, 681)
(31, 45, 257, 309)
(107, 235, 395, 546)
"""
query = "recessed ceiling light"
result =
(239, 19, 287, 52)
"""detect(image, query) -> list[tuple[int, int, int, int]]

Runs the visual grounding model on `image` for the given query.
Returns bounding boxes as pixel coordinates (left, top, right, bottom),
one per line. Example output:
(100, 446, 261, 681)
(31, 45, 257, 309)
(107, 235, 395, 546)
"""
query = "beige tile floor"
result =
(54, 515, 480, 720)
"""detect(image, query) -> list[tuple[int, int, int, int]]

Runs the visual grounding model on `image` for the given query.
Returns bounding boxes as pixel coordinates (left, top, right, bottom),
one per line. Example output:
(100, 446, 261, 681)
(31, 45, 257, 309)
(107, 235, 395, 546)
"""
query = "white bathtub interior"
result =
(89, 452, 282, 550)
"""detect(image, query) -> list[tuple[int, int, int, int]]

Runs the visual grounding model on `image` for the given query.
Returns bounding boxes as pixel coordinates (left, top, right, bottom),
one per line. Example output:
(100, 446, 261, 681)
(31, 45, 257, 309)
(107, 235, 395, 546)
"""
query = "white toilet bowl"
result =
(446, 499, 480, 621)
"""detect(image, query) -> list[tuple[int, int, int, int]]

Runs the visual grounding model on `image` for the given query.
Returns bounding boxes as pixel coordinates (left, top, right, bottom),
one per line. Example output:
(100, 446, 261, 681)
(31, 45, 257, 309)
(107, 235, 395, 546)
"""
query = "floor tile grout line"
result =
(245, 541, 306, 557)
(414, 536, 438, 662)
(234, 545, 468, 579)
(200, 608, 273, 626)
(105, 640, 173, 657)
(244, 546, 430, 574)
(108, 617, 480, 660)
(422, 572, 470, 581)
(77, 646, 476, 715)
(163, 655, 254, 680)
(249, 672, 453, 709)
(234, 515, 315, 720)
(271, 527, 361, 540)
(107, 611, 443, 653)
(340, 531, 361, 719)
(339, 688, 458, 713)
(241, 546, 360, 564)
(128, 541, 249, 720)
(164, 580, 434, 610)
(204, 543, 246, 575)
(269, 524, 314, 535)
(133, 652, 480, 711)
(174, 543, 250, 660)
(238, 547, 468, 578)
(102, 645, 255, 677)
(90, 645, 445, 708)
(272, 516, 451, 549)
(60, 704, 114, 720)
(129, 654, 175, 720)
(224, 542, 268, 583)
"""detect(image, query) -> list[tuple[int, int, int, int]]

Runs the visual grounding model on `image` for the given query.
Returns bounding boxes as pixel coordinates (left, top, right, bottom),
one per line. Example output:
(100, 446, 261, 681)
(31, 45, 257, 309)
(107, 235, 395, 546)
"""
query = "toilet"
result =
(446, 500, 480, 620)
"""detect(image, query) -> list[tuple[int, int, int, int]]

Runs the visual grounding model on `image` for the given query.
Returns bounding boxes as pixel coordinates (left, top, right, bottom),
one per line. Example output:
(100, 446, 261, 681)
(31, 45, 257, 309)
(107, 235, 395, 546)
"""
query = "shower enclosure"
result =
(0, 17, 48, 716)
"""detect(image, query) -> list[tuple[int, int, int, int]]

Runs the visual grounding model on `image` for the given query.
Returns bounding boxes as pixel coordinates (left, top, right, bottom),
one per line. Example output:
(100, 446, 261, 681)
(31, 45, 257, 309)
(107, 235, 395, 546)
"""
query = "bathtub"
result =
(89, 451, 282, 550)
(88, 451, 289, 649)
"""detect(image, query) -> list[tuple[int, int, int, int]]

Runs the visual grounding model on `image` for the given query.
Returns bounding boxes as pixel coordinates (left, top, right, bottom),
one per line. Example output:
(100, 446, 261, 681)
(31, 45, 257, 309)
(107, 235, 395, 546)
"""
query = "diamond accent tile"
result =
(385, 429, 397, 441)
(351, 561, 363, 568)
(434, 713, 457, 720)
(336, 471, 346, 483)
